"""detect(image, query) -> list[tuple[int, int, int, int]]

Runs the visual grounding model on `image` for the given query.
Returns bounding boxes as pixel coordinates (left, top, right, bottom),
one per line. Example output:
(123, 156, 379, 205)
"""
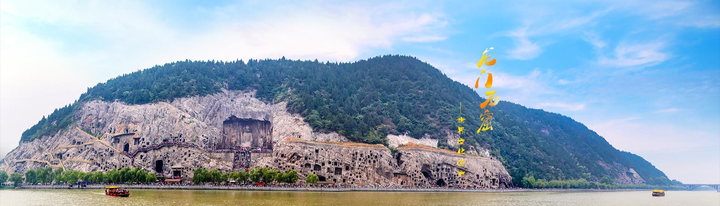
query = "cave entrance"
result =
(396, 153, 403, 166)
(334, 168, 342, 175)
(123, 143, 130, 152)
(221, 116, 273, 149)
(435, 179, 446, 187)
(422, 171, 432, 179)
(155, 160, 164, 173)
(421, 164, 433, 180)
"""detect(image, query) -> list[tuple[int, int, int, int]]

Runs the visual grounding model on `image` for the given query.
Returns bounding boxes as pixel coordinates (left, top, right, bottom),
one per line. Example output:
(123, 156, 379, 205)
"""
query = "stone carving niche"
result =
(220, 116, 272, 149)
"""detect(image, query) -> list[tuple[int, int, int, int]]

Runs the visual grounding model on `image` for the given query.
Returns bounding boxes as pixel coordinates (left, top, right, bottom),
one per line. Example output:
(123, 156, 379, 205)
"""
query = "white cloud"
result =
(638, 1, 693, 19)
(478, 68, 593, 113)
(627, 0, 720, 28)
(599, 41, 669, 67)
(493, 69, 544, 89)
(538, 102, 587, 111)
(401, 35, 447, 42)
(507, 28, 542, 60)
(582, 32, 607, 49)
(654, 108, 680, 113)
(505, 9, 610, 60)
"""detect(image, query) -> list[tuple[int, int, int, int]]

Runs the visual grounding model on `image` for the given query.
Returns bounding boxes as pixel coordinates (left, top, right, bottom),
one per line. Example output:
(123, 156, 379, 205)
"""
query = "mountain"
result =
(9, 55, 670, 186)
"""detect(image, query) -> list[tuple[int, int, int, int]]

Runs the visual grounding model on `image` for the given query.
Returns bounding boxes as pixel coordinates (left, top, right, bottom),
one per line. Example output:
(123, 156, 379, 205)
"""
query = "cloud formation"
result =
(599, 41, 670, 67)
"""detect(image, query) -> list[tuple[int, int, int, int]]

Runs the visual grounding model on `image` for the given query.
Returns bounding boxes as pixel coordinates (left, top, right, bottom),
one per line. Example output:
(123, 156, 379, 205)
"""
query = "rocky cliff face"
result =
(264, 138, 399, 187)
(2, 89, 346, 176)
(396, 143, 512, 188)
(263, 138, 511, 188)
(597, 161, 645, 184)
(1, 89, 511, 188)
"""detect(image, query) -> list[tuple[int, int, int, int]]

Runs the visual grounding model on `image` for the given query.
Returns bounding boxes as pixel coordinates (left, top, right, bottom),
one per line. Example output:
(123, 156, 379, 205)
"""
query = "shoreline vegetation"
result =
(0, 167, 686, 191)
(12, 185, 686, 193)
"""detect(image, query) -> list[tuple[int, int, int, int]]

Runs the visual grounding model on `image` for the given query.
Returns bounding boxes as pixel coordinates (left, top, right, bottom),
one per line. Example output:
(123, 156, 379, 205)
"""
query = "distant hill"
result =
(17, 55, 671, 186)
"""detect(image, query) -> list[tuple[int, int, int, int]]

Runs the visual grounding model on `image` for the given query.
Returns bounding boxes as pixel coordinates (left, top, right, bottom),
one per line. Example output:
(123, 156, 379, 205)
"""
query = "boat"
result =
(652, 190, 665, 197)
(105, 186, 130, 197)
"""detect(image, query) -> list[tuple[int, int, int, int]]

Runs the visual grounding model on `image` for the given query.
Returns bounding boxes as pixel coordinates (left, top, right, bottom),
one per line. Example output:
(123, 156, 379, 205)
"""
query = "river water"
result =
(0, 189, 718, 205)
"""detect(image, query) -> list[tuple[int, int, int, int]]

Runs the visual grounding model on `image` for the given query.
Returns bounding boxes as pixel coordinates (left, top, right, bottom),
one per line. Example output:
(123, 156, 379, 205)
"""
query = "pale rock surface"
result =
(387, 134, 437, 148)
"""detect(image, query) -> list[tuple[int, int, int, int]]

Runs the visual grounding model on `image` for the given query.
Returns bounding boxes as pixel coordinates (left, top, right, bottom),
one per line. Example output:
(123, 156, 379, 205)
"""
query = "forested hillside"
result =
(18, 55, 671, 186)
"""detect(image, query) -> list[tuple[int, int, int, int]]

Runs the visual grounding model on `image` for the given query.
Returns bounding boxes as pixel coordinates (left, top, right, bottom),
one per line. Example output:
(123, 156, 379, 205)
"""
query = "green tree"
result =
(263, 169, 277, 183)
(40, 167, 54, 183)
(24, 170, 37, 184)
(208, 169, 222, 183)
(0, 171, 8, 184)
(305, 173, 319, 185)
(53, 168, 63, 184)
(85, 171, 96, 183)
(522, 175, 536, 188)
(600, 176, 615, 185)
(63, 170, 79, 183)
(228, 172, 239, 182)
(120, 167, 131, 183)
(9, 173, 23, 187)
(284, 170, 299, 184)
(146, 173, 157, 183)
(109, 169, 122, 183)
(275, 172, 284, 183)
(238, 171, 249, 184)
(249, 168, 263, 183)
(103, 171, 112, 183)
(78, 171, 87, 182)
(36, 168, 48, 184)
(192, 168, 207, 184)
(132, 168, 148, 183)
(221, 173, 229, 183)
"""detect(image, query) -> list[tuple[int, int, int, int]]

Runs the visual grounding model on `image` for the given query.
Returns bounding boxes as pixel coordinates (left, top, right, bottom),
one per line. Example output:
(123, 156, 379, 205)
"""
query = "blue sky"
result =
(1, 0, 718, 184)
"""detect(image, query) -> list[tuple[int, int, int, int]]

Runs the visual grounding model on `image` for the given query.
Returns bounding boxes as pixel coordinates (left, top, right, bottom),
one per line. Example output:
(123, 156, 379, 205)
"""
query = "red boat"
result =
(105, 186, 130, 197)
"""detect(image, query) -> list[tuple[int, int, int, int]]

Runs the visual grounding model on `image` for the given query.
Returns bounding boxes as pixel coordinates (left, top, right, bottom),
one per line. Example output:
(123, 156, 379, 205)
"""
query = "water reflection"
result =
(1, 189, 718, 206)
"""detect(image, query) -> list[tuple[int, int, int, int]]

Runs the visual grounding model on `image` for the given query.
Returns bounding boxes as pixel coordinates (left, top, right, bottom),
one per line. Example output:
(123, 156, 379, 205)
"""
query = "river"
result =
(1, 189, 718, 205)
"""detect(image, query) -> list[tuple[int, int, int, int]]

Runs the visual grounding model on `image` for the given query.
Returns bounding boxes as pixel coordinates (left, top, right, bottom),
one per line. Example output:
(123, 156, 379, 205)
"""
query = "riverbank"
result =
(17, 184, 662, 193)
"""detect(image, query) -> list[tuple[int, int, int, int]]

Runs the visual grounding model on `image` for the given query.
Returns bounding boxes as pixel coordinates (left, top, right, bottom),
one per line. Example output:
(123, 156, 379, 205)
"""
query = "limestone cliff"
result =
(1, 89, 512, 188)
(264, 138, 511, 188)
(396, 143, 511, 188)
(1, 89, 348, 177)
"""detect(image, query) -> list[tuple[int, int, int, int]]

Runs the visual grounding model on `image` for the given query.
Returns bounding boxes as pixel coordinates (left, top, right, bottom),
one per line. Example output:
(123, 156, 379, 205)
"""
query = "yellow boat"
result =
(652, 190, 665, 197)
(105, 186, 130, 197)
